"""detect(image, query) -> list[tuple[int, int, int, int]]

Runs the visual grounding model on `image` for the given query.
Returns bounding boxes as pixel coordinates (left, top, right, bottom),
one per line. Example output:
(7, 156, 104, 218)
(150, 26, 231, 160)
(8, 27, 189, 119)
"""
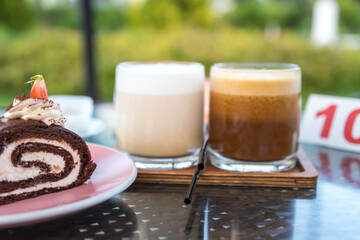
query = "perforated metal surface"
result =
(0, 185, 317, 240)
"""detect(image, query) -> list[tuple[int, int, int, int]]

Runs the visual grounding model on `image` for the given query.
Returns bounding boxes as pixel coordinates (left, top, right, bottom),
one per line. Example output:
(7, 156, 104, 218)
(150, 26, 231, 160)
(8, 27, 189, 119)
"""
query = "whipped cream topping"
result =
(4, 96, 66, 126)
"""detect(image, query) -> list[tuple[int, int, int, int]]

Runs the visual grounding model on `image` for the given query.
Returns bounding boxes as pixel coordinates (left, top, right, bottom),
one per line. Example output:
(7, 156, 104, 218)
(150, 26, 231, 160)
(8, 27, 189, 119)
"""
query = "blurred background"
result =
(0, 0, 359, 107)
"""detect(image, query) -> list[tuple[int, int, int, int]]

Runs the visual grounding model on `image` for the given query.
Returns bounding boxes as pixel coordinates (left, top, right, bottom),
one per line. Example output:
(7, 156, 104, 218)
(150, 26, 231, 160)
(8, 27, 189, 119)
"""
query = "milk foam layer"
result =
(211, 67, 301, 96)
(116, 62, 205, 95)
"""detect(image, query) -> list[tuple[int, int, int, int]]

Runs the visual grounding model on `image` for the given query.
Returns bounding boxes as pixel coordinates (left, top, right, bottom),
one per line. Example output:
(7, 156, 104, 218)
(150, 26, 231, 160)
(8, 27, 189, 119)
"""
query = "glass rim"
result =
(117, 61, 204, 69)
(211, 62, 300, 72)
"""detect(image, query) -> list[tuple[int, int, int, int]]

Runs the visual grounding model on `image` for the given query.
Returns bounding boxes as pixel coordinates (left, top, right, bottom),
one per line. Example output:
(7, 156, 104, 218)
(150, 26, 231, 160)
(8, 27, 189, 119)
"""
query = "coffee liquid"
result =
(209, 92, 301, 161)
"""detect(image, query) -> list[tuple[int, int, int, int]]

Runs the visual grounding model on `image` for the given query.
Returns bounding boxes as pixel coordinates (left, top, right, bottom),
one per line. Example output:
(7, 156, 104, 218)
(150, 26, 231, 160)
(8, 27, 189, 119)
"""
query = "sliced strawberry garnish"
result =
(26, 75, 48, 99)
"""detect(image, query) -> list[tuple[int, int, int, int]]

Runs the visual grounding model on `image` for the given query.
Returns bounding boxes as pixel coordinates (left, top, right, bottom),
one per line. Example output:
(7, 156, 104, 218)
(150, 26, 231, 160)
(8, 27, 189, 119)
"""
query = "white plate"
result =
(78, 118, 106, 138)
(0, 143, 137, 229)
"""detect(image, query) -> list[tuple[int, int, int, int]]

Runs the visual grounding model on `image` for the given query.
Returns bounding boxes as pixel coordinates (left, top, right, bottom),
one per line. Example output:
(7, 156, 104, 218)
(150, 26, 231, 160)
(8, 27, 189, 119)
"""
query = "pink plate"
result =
(0, 143, 137, 229)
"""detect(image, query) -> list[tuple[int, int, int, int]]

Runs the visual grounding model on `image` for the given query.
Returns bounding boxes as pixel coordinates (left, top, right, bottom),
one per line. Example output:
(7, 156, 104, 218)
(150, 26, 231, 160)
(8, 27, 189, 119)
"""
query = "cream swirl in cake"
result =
(0, 95, 96, 205)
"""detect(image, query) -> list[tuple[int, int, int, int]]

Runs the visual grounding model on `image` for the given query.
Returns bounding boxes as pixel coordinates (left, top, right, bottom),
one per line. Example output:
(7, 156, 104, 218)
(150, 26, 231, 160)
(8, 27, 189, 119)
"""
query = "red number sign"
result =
(316, 105, 337, 138)
(344, 109, 360, 144)
(301, 94, 360, 153)
(316, 106, 360, 144)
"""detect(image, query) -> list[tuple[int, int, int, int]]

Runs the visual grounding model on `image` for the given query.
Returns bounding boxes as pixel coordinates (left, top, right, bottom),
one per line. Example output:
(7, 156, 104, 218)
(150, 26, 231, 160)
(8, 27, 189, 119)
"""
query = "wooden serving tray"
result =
(135, 148, 318, 188)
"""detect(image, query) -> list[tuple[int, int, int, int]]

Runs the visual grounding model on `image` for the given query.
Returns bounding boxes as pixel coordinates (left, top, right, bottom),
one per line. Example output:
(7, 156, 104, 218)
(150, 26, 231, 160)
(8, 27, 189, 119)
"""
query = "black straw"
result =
(197, 135, 209, 170)
(184, 168, 201, 204)
(184, 137, 209, 204)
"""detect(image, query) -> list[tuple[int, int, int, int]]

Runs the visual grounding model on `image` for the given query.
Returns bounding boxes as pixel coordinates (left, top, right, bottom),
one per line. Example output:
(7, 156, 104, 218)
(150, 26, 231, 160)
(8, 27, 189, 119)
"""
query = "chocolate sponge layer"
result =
(0, 117, 96, 205)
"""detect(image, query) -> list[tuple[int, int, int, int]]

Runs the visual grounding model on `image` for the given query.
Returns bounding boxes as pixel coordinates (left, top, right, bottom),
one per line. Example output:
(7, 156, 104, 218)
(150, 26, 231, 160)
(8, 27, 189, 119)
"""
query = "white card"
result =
(300, 94, 360, 153)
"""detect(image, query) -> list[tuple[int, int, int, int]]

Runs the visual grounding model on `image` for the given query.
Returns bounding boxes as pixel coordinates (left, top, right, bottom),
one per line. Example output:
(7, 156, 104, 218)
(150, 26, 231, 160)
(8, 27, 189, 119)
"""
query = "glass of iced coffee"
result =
(115, 62, 204, 169)
(208, 63, 301, 172)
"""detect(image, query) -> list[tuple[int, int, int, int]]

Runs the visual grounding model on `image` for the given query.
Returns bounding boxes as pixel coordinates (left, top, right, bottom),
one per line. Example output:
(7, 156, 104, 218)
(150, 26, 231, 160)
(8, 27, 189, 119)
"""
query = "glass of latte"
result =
(208, 63, 301, 172)
(115, 62, 205, 169)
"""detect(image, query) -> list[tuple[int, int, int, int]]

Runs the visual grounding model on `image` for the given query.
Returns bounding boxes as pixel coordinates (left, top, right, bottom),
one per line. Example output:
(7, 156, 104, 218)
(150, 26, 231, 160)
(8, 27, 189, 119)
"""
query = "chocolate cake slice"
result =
(0, 95, 96, 205)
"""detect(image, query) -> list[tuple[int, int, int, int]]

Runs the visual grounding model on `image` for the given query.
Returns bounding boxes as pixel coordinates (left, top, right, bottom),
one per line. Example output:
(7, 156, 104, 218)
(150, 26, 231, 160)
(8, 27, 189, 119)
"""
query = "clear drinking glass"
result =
(115, 62, 205, 169)
(208, 63, 301, 172)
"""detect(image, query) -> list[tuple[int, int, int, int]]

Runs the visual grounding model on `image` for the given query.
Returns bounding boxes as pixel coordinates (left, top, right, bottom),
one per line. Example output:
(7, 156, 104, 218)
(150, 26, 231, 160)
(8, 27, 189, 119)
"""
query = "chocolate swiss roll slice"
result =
(0, 95, 96, 205)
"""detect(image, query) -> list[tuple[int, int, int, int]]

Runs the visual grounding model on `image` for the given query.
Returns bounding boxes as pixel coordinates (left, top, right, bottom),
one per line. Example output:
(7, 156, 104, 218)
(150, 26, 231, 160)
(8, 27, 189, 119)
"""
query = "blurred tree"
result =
(338, 0, 360, 33)
(126, 0, 182, 29)
(0, 0, 33, 30)
(175, 0, 214, 28)
(225, 0, 267, 29)
(225, 0, 312, 31)
(275, 0, 312, 29)
(125, 0, 214, 29)
(34, 1, 80, 29)
(95, 4, 127, 30)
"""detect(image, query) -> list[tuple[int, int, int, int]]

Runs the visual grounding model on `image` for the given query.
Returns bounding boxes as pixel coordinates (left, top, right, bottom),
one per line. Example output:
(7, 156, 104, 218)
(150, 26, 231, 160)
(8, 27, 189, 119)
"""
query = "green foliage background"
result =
(0, 0, 359, 107)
